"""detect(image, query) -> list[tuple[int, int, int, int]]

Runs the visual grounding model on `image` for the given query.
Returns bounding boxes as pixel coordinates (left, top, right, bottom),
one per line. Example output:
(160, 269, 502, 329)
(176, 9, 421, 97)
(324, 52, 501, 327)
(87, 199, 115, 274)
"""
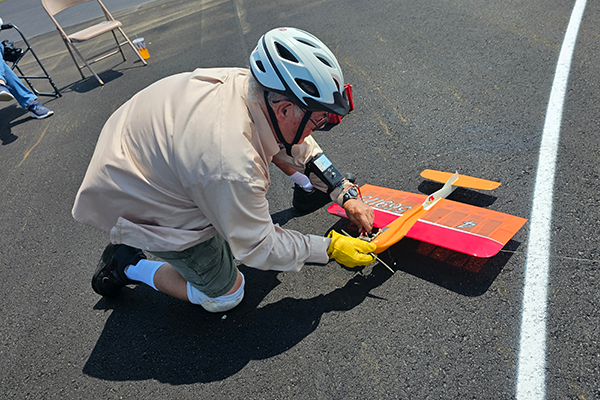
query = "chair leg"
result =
(118, 28, 147, 66)
(70, 43, 105, 85)
(111, 30, 126, 62)
(24, 43, 62, 97)
(63, 39, 86, 80)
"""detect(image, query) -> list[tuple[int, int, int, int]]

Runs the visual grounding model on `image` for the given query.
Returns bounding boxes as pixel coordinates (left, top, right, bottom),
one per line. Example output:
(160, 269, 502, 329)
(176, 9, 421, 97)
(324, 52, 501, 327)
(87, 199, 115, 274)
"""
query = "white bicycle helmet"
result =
(250, 27, 349, 116)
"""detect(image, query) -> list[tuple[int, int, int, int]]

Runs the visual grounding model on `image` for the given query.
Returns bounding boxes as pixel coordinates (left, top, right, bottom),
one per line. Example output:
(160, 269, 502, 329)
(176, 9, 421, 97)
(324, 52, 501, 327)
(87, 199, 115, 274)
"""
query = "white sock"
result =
(187, 272, 245, 313)
(124, 259, 164, 291)
(289, 171, 313, 190)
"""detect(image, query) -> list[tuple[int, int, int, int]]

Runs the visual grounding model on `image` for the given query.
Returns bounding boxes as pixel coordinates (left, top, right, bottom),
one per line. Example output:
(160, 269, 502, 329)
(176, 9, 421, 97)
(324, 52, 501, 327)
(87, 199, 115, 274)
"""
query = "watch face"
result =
(344, 187, 359, 203)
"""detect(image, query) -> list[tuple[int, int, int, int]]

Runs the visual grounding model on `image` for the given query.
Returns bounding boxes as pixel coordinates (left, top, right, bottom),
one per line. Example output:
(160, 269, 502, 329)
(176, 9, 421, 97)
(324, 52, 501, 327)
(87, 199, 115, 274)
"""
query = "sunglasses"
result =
(306, 111, 330, 130)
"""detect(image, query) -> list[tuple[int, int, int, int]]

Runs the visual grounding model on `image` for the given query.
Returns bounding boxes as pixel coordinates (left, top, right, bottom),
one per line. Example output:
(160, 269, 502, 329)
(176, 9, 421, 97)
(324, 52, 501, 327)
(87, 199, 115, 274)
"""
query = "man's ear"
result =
(273, 100, 295, 122)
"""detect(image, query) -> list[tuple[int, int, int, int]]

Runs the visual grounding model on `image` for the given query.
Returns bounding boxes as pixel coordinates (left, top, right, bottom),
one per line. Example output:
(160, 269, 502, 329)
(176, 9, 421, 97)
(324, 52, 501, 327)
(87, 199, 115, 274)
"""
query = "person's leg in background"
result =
(0, 42, 53, 119)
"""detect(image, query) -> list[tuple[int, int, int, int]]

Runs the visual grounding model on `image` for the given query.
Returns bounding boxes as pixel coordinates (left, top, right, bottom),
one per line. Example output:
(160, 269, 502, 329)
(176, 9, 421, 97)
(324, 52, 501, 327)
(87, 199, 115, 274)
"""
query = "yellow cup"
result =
(132, 38, 150, 60)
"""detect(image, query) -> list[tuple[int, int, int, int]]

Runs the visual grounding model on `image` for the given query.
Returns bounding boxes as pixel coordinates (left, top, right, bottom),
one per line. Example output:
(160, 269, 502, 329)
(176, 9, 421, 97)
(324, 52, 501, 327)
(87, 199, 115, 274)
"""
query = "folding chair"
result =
(41, 0, 147, 85)
(1, 23, 61, 97)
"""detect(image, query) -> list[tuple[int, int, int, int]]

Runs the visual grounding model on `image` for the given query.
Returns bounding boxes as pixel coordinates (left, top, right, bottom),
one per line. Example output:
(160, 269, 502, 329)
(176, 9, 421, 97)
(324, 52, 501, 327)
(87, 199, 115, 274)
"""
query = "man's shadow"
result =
(82, 265, 391, 384)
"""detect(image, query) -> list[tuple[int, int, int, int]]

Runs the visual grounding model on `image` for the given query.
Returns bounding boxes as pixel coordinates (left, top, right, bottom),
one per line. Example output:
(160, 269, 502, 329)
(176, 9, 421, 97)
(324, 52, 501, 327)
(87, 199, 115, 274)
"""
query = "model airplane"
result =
(327, 170, 528, 257)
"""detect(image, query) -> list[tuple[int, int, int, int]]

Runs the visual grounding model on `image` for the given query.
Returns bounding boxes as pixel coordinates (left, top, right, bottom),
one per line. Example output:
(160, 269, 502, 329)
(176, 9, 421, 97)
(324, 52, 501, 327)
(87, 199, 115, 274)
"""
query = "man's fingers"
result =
(344, 200, 375, 234)
(351, 252, 375, 266)
(352, 239, 376, 254)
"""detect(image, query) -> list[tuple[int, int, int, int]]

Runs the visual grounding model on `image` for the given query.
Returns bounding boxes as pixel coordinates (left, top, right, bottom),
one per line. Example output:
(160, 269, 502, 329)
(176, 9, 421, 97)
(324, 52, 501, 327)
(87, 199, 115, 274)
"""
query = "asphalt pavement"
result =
(0, 0, 598, 399)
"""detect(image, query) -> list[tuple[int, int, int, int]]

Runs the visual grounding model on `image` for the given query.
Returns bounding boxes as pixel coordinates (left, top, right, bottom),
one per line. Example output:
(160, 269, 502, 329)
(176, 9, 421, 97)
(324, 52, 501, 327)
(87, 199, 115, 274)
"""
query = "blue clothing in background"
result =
(0, 42, 37, 108)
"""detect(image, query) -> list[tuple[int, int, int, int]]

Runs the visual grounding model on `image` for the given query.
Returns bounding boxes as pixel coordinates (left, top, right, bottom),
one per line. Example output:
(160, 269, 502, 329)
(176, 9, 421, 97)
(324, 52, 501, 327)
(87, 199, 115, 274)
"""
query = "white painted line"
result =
(516, 1, 587, 399)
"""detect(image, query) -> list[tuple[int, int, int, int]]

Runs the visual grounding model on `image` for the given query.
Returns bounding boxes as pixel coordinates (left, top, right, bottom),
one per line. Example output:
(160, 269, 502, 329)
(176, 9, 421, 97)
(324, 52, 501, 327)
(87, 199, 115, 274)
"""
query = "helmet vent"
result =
(316, 56, 332, 68)
(275, 42, 298, 63)
(295, 79, 319, 97)
(296, 38, 317, 48)
(255, 60, 266, 73)
(333, 79, 341, 92)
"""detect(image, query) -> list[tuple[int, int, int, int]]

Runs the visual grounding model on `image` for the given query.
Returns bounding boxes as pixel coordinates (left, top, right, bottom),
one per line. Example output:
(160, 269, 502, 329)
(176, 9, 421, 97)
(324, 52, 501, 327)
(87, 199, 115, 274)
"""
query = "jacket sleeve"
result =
(272, 136, 346, 205)
(184, 176, 330, 272)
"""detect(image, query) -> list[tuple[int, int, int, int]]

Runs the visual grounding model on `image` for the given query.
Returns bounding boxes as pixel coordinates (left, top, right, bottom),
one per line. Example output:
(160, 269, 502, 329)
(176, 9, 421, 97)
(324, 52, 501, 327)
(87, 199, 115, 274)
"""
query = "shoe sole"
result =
(0, 92, 15, 102)
(30, 110, 54, 119)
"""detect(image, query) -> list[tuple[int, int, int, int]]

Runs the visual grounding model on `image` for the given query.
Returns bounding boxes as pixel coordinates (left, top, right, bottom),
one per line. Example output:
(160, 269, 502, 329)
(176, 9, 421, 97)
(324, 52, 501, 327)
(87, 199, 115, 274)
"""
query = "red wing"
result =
(327, 184, 527, 258)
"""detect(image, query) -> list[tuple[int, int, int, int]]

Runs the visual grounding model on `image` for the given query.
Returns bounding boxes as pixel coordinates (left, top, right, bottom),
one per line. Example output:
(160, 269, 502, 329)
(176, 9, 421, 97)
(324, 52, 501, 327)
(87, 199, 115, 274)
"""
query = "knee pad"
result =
(187, 272, 245, 313)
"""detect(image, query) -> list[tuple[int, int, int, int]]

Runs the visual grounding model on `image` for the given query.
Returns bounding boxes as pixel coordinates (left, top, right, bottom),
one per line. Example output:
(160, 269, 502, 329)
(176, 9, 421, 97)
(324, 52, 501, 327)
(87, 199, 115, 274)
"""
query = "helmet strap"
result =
(264, 91, 312, 157)
(292, 111, 312, 155)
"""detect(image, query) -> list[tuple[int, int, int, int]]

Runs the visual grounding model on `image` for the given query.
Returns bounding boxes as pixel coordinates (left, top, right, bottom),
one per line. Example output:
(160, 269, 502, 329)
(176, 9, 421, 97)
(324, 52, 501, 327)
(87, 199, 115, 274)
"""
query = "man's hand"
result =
(326, 231, 377, 268)
(343, 199, 375, 234)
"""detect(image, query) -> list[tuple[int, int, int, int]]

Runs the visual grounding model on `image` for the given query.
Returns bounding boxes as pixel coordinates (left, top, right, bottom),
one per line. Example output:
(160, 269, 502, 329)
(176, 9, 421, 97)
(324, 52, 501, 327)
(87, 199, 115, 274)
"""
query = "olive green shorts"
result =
(150, 235, 238, 298)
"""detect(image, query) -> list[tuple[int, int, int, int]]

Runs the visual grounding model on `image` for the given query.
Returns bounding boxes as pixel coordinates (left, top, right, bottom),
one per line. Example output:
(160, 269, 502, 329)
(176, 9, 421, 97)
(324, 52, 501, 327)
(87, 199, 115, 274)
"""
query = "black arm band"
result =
(305, 152, 345, 194)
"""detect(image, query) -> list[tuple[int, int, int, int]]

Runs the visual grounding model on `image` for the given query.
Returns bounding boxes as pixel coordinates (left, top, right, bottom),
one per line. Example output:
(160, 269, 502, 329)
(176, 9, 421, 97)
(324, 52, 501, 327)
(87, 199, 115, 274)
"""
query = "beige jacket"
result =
(73, 68, 341, 272)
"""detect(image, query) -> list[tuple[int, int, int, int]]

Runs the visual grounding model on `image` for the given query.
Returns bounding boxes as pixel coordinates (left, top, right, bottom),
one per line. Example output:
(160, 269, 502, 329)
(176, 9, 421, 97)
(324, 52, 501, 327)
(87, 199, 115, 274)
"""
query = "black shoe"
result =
(292, 173, 357, 215)
(92, 244, 146, 297)
(292, 185, 331, 215)
(344, 173, 357, 184)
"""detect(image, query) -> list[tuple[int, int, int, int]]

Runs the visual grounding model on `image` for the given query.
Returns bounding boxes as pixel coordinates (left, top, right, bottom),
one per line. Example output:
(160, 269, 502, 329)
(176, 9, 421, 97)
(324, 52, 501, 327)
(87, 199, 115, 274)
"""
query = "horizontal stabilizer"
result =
(420, 169, 501, 190)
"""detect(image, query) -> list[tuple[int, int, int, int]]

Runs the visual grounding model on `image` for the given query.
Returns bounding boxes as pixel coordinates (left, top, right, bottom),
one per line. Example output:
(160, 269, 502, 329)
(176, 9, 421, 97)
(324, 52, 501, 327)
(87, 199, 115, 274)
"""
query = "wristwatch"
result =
(342, 185, 359, 204)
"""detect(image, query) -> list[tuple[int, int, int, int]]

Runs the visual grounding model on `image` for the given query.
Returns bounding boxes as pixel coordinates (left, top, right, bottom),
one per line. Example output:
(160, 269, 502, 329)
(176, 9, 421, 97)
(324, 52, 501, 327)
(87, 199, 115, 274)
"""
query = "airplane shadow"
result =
(382, 238, 518, 297)
(82, 264, 391, 384)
